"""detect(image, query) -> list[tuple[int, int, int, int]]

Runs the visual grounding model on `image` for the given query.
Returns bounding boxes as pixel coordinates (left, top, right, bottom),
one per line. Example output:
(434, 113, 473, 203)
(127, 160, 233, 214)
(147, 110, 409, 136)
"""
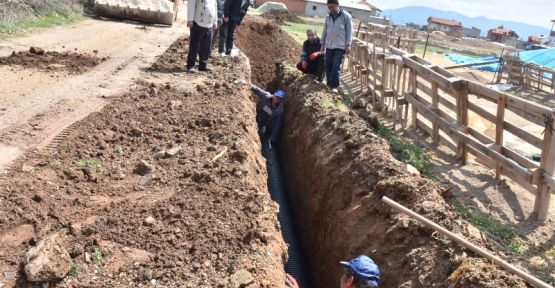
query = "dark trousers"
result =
(296, 55, 324, 81)
(209, 21, 222, 56)
(219, 20, 237, 54)
(187, 21, 212, 69)
(325, 48, 345, 89)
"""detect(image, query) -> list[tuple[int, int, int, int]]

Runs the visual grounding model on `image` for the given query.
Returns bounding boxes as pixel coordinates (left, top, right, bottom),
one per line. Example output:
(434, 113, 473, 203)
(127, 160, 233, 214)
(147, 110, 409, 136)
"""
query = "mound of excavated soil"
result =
(0, 38, 286, 287)
(276, 68, 529, 287)
(150, 36, 188, 71)
(0, 49, 106, 73)
(235, 15, 301, 90)
(261, 10, 305, 25)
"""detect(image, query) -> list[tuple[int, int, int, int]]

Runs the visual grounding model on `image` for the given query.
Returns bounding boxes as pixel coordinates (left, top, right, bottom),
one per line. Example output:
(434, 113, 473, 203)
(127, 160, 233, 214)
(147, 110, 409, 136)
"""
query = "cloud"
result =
(370, 0, 554, 28)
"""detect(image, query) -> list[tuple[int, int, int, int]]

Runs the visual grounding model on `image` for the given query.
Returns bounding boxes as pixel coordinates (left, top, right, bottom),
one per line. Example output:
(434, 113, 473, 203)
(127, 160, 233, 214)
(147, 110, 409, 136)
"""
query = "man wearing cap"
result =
(251, 84, 286, 145)
(320, 0, 352, 93)
(340, 255, 380, 288)
(297, 29, 324, 82)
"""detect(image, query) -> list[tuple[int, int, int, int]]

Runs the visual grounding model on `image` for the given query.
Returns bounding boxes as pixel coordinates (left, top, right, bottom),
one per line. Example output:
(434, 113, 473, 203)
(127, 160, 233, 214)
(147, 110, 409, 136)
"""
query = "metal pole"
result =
(382, 197, 553, 288)
(423, 34, 430, 58)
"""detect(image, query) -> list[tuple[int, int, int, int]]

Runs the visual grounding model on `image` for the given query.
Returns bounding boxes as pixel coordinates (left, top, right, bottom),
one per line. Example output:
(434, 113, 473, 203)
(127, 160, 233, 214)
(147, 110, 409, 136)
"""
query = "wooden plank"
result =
(468, 127, 494, 144)
(468, 102, 496, 123)
(503, 147, 540, 170)
(504, 122, 543, 149)
(410, 69, 417, 129)
(416, 119, 458, 151)
(432, 81, 440, 145)
(534, 113, 555, 221)
(402, 55, 462, 91)
(495, 94, 506, 179)
(456, 87, 469, 164)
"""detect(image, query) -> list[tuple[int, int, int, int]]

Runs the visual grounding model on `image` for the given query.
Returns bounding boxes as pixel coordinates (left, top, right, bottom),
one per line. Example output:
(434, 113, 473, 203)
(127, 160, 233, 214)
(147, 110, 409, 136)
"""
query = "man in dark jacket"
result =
(251, 84, 286, 146)
(219, 0, 249, 56)
(296, 29, 324, 82)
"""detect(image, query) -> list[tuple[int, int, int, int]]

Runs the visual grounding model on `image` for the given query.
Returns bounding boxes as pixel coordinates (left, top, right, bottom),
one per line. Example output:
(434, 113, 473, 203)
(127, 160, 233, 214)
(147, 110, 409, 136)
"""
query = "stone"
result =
(24, 233, 72, 282)
(134, 161, 154, 176)
(21, 165, 35, 173)
(529, 256, 547, 269)
(351, 97, 367, 109)
(84, 252, 91, 263)
(29, 47, 45, 55)
(398, 218, 410, 228)
(3, 271, 16, 279)
(165, 146, 181, 158)
(406, 164, 420, 175)
(153, 151, 166, 160)
(466, 224, 482, 240)
(418, 201, 444, 214)
(138, 174, 156, 186)
(144, 216, 156, 226)
(230, 270, 254, 287)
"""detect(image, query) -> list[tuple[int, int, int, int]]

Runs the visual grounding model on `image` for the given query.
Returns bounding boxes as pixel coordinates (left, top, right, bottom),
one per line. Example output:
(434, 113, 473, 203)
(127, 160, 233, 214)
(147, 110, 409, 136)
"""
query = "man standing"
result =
(320, 0, 352, 93)
(340, 255, 380, 288)
(186, 0, 218, 72)
(209, 0, 225, 57)
(296, 29, 324, 82)
(219, 0, 250, 56)
(251, 84, 286, 146)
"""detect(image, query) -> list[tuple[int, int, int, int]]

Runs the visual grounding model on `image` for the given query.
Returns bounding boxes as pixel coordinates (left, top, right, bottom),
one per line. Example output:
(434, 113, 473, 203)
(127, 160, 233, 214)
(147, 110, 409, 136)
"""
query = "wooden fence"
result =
(346, 34, 555, 221)
(502, 55, 555, 95)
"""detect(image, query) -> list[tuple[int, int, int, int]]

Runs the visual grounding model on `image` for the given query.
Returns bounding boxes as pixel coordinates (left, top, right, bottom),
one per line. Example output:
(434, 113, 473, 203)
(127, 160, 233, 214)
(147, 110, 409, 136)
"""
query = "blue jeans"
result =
(325, 48, 345, 89)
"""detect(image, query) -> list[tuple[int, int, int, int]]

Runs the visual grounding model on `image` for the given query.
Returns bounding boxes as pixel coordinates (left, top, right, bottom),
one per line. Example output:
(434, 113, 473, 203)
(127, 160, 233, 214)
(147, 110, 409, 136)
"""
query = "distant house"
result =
(427, 16, 462, 37)
(461, 26, 481, 38)
(487, 26, 519, 43)
(304, 0, 380, 21)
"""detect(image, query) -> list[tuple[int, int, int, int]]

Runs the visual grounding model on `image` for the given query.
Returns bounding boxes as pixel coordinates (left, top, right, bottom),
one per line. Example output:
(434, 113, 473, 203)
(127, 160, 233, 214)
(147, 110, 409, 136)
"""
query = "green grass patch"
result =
(91, 250, 103, 261)
(415, 43, 446, 56)
(377, 123, 433, 175)
(321, 97, 347, 112)
(0, 10, 85, 41)
(69, 263, 80, 277)
(281, 21, 324, 44)
(452, 200, 517, 241)
(78, 158, 103, 171)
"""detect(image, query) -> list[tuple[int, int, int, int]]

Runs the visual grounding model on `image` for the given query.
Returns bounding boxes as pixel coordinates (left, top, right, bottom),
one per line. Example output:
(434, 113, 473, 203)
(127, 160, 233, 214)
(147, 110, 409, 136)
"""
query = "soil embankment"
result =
(0, 37, 287, 287)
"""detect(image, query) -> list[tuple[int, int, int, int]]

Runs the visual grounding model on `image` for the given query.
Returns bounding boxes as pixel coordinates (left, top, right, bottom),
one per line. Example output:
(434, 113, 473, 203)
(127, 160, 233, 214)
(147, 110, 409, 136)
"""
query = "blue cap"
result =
(340, 255, 380, 287)
(274, 90, 286, 99)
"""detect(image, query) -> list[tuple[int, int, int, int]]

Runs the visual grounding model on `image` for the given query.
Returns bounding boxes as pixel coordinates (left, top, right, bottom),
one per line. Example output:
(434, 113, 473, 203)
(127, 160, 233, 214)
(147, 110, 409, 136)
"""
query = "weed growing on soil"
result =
(377, 123, 433, 175)
(508, 239, 528, 255)
(78, 158, 102, 171)
(452, 200, 517, 241)
(69, 263, 80, 277)
(115, 146, 126, 155)
(340, 91, 355, 105)
(91, 250, 103, 261)
(321, 97, 347, 112)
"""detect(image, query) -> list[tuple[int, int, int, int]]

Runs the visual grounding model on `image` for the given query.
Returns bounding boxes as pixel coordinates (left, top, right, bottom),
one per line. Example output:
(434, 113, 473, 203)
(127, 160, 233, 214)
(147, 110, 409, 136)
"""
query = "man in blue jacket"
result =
(219, 0, 250, 56)
(340, 255, 380, 288)
(251, 84, 286, 146)
(320, 0, 352, 93)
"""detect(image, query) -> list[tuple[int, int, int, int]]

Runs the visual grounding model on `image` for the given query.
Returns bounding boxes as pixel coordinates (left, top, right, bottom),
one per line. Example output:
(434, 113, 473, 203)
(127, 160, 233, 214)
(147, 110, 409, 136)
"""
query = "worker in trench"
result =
(320, 0, 352, 94)
(284, 255, 380, 288)
(296, 29, 325, 82)
(250, 84, 286, 148)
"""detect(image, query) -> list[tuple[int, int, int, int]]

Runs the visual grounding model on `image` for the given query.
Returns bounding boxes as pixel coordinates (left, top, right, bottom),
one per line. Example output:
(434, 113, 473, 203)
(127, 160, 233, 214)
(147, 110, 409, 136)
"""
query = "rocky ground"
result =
(0, 37, 287, 287)
(0, 47, 105, 74)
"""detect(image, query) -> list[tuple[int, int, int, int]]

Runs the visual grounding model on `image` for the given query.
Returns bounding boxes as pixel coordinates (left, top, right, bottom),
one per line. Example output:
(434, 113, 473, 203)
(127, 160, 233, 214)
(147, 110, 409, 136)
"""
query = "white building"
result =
(304, 0, 380, 22)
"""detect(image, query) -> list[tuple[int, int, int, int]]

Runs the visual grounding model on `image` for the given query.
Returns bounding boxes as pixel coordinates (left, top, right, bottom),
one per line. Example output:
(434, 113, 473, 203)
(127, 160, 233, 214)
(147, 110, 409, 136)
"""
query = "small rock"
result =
(134, 160, 154, 176)
(351, 97, 367, 109)
(138, 174, 156, 186)
(398, 218, 410, 228)
(418, 201, 444, 214)
(21, 165, 35, 173)
(406, 164, 420, 175)
(150, 279, 156, 285)
(153, 151, 166, 160)
(3, 272, 16, 279)
(29, 47, 45, 55)
(529, 256, 547, 269)
(466, 224, 482, 240)
(24, 233, 72, 282)
(144, 216, 156, 226)
(84, 252, 91, 263)
(230, 270, 254, 287)
(165, 146, 181, 157)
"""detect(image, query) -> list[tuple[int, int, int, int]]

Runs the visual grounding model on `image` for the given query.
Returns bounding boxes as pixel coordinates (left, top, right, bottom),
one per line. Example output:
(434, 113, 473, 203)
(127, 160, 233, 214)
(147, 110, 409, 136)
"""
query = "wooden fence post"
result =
(495, 94, 506, 179)
(410, 69, 418, 129)
(534, 112, 555, 221)
(455, 83, 469, 164)
(431, 81, 440, 145)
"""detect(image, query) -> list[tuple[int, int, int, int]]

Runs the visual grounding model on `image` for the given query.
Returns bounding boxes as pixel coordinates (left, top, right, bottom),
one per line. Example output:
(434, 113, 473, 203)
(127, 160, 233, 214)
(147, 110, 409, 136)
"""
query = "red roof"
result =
(428, 17, 462, 28)
(489, 27, 511, 35)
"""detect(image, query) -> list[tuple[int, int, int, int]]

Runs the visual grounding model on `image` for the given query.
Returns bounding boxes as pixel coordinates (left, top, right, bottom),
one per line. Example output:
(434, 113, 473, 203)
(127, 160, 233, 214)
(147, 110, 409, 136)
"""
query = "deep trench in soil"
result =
(237, 16, 530, 288)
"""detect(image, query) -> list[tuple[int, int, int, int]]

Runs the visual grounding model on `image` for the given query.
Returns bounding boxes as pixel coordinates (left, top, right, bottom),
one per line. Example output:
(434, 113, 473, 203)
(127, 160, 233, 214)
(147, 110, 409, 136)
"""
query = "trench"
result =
(236, 16, 530, 288)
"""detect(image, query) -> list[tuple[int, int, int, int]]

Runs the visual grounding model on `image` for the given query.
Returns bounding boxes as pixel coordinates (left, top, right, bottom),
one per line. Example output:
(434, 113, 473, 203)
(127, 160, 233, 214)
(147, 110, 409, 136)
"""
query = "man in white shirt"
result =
(187, 0, 218, 72)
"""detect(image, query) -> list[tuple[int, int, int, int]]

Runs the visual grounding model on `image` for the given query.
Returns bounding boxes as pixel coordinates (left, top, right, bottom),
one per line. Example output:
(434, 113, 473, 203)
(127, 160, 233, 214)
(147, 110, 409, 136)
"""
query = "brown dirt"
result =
(0, 37, 287, 287)
(261, 10, 305, 25)
(235, 15, 301, 90)
(0, 49, 106, 74)
(276, 68, 529, 287)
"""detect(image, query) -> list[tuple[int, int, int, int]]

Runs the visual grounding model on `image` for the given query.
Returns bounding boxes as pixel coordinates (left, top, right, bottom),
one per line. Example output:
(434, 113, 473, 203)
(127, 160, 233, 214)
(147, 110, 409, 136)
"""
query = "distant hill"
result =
(380, 6, 551, 39)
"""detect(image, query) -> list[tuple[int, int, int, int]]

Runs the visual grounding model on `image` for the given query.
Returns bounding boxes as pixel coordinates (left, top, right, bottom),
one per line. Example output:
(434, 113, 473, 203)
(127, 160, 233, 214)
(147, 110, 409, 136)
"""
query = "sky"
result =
(370, 0, 555, 29)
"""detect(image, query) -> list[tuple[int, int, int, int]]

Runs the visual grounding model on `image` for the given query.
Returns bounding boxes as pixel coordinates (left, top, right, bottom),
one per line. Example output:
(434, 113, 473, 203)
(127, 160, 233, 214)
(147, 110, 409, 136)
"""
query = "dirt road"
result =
(0, 17, 187, 172)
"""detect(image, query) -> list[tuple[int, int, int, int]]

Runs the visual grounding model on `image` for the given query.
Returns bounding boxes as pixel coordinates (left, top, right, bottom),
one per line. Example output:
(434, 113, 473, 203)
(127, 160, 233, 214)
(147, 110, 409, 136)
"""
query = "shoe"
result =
(219, 52, 226, 57)
(186, 66, 196, 73)
(199, 67, 212, 72)
(225, 50, 231, 56)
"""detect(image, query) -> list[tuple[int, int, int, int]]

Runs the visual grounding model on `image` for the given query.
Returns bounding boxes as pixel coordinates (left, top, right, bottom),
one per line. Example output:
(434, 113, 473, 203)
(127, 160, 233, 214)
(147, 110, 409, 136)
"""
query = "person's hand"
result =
(223, 17, 229, 22)
(186, 21, 193, 28)
(285, 274, 299, 288)
(345, 45, 351, 54)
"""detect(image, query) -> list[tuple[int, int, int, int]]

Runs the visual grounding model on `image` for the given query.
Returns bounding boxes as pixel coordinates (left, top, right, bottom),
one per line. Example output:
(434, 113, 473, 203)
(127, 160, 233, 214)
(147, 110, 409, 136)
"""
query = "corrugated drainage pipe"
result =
(263, 142, 310, 288)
